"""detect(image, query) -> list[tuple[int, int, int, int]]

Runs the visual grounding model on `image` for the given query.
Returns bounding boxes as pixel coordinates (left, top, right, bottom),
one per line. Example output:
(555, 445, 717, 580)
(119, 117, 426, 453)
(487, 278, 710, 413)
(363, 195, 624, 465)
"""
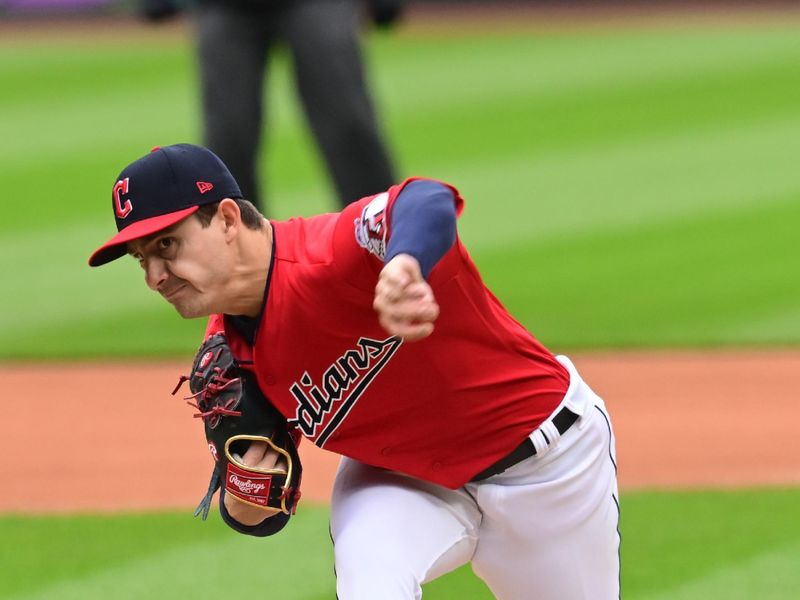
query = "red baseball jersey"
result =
(207, 178, 570, 488)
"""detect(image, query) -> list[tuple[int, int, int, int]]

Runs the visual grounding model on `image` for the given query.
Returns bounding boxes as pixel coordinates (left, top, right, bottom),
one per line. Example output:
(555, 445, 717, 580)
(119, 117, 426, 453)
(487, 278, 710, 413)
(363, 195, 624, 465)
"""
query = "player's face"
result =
(127, 214, 233, 318)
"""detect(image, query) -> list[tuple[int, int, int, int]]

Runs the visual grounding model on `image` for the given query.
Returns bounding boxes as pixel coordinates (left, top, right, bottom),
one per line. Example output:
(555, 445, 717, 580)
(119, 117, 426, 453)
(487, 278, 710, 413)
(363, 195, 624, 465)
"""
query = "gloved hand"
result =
(174, 333, 303, 521)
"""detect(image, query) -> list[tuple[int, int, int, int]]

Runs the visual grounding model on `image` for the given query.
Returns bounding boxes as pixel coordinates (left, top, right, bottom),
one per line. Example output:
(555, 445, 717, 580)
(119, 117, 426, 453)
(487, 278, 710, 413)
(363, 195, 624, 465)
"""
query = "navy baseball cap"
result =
(88, 143, 242, 267)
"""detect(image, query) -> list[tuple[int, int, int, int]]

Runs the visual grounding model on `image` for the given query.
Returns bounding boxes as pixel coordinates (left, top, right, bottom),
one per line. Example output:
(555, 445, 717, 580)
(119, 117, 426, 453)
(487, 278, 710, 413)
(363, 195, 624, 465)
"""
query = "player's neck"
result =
(224, 220, 272, 317)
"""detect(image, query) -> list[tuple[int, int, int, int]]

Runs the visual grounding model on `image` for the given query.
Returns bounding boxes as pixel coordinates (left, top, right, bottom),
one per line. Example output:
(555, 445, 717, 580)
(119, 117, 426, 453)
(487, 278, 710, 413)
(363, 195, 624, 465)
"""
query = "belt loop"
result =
(530, 429, 550, 454)
(539, 420, 561, 444)
(470, 406, 580, 482)
(530, 418, 561, 456)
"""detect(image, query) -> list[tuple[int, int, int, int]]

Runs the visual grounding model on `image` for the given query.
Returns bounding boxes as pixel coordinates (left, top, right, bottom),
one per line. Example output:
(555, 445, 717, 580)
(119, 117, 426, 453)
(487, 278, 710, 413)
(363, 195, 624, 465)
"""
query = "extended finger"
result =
(241, 441, 268, 466)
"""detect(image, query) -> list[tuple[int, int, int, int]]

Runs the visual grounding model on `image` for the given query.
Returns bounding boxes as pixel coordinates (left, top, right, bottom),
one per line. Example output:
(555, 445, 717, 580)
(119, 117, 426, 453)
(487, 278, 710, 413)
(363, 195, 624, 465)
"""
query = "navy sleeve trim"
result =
(385, 179, 457, 279)
(218, 490, 291, 537)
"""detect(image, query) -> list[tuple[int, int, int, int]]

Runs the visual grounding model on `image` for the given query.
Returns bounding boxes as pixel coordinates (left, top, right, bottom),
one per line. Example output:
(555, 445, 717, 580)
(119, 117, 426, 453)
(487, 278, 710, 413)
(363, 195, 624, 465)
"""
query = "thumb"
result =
(387, 253, 423, 283)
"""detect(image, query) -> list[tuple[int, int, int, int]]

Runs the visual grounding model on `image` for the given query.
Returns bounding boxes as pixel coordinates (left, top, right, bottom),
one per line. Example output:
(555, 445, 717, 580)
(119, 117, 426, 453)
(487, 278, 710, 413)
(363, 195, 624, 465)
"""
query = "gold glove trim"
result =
(224, 434, 295, 515)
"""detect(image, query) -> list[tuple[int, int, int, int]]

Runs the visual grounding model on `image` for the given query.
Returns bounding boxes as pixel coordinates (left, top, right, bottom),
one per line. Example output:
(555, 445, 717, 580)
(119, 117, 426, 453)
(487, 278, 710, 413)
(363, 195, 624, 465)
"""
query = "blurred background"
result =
(1, 1, 799, 599)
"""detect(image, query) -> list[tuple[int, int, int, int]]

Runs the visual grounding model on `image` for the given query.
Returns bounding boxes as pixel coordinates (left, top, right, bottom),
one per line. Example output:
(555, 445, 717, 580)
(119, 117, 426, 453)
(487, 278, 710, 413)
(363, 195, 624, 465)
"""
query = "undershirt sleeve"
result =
(384, 179, 457, 279)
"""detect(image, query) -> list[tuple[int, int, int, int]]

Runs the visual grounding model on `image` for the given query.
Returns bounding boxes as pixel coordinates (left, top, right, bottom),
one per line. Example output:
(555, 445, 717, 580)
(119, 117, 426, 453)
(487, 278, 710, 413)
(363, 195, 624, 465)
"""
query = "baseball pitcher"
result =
(89, 144, 620, 599)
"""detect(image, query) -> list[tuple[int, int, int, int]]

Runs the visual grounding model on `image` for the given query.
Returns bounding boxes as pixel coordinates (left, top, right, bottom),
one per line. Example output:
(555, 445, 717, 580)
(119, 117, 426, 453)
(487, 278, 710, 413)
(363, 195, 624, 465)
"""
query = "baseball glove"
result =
(173, 333, 302, 521)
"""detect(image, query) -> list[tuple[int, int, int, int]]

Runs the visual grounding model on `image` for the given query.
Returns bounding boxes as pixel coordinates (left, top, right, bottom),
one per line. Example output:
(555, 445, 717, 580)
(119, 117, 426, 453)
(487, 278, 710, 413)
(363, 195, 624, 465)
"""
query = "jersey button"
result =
(264, 375, 276, 386)
(431, 461, 442, 472)
(380, 447, 392, 456)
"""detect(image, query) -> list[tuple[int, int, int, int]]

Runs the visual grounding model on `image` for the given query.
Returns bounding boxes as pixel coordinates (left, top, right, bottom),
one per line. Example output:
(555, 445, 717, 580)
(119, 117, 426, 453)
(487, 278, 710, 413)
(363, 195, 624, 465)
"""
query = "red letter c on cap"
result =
(114, 178, 132, 219)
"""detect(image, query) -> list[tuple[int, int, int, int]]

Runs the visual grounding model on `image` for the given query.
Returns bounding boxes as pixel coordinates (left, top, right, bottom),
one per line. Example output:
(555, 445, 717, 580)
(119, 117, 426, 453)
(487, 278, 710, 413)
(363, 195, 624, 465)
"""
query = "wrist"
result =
(224, 490, 281, 525)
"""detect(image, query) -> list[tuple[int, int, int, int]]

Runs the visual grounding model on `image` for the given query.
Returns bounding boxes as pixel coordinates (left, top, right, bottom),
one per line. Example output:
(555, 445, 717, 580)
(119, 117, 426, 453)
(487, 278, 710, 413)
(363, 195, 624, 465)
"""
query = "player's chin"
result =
(171, 299, 211, 319)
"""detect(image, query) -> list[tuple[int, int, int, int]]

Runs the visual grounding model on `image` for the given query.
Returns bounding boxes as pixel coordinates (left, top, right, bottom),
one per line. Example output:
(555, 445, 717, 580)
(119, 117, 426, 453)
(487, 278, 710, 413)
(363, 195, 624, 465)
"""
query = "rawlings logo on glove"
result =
(173, 333, 303, 520)
(229, 474, 268, 495)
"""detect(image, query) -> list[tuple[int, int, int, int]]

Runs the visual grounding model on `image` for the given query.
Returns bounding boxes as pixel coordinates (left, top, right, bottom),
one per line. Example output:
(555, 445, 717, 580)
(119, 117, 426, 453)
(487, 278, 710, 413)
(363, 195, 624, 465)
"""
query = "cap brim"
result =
(88, 206, 200, 267)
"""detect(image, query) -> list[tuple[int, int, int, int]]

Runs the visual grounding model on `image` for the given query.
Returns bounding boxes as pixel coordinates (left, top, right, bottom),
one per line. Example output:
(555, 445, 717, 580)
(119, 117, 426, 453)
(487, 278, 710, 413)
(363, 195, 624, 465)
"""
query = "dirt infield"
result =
(1, 350, 797, 513)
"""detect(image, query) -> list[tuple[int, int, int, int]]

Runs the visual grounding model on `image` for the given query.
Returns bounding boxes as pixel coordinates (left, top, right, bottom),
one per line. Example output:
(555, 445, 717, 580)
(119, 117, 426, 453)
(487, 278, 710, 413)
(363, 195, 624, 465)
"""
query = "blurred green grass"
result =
(3, 489, 800, 600)
(1, 17, 799, 358)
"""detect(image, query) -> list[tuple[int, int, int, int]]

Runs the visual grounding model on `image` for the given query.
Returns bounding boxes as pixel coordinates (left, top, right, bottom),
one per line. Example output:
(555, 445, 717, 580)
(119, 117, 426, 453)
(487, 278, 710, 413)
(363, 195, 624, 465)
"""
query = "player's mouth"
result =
(161, 284, 186, 302)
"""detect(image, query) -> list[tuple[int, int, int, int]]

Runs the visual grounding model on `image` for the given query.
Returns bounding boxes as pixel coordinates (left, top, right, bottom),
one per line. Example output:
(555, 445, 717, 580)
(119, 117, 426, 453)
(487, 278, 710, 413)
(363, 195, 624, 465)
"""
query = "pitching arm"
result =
(373, 180, 457, 341)
(384, 179, 457, 279)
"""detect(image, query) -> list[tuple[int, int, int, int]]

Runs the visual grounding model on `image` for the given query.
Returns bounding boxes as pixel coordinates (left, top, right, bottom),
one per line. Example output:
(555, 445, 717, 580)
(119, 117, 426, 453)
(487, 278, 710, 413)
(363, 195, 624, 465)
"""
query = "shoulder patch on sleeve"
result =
(354, 192, 389, 260)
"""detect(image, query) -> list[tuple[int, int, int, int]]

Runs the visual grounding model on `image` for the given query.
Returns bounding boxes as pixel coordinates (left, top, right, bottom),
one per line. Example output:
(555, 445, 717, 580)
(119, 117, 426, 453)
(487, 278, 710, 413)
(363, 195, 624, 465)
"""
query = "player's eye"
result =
(156, 237, 177, 257)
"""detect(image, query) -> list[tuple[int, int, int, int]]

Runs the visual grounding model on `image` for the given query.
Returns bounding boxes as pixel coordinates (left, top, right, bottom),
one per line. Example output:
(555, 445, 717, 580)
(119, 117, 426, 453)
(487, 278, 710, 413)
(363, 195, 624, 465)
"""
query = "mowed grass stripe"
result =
(5, 31, 799, 158)
(0, 43, 192, 102)
(635, 542, 800, 600)
(0, 507, 335, 600)
(1, 18, 798, 356)
(3, 489, 800, 599)
(5, 94, 799, 237)
(0, 511, 230, 597)
(3, 22, 800, 191)
(369, 21, 800, 110)
(0, 80, 198, 166)
(450, 112, 800, 251)
(478, 195, 800, 348)
(1, 118, 797, 356)
(4, 21, 798, 117)
(381, 56, 800, 173)
(621, 489, 800, 598)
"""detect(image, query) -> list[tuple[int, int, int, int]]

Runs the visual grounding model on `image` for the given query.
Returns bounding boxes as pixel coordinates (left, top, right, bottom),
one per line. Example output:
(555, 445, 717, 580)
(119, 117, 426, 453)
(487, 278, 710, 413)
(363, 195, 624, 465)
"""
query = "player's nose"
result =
(144, 258, 169, 291)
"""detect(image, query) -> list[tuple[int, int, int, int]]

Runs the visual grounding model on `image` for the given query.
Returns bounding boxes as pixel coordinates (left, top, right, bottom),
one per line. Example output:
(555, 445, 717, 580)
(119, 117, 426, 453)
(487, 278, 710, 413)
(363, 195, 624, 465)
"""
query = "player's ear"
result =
(217, 198, 241, 240)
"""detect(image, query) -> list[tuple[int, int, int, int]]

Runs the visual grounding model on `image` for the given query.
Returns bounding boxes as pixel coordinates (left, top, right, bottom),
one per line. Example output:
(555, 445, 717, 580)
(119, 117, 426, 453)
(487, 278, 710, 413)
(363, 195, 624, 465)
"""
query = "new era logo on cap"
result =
(88, 143, 243, 267)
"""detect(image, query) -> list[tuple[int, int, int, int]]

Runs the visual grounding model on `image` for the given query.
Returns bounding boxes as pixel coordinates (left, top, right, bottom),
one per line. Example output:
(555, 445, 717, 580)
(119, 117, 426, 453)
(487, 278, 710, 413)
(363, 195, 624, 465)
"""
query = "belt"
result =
(470, 407, 580, 482)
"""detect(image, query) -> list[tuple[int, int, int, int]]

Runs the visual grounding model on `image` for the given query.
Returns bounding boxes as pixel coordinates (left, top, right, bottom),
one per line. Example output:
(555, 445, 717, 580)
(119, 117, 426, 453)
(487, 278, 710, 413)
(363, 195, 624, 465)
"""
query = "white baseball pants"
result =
(329, 356, 620, 599)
